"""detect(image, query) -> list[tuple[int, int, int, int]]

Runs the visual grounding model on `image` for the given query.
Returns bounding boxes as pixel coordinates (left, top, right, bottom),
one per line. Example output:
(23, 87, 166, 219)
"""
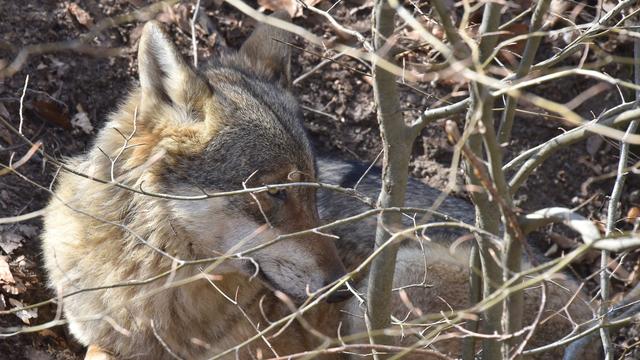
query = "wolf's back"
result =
(317, 157, 598, 359)
(317, 156, 475, 269)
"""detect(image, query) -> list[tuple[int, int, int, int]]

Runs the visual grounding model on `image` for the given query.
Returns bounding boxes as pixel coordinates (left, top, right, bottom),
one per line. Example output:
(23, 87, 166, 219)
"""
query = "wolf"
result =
(41, 11, 597, 360)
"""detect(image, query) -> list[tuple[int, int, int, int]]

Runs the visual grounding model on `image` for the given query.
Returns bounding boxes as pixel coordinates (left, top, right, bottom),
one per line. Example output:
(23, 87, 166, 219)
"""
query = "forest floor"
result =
(1, 0, 639, 359)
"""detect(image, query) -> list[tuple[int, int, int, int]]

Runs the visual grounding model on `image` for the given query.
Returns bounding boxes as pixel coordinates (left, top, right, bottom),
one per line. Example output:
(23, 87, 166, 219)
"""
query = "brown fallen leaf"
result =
(71, 104, 93, 134)
(0, 102, 13, 145)
(586, 135, 604, 157)
(497, 23, 529, 67)
(8, 298, 37, 325)
(127, 0, 146, 7)
(549, 232, 578, 249)
(608, 256, 631, 282)
(0, 256, 14, 285)
(156, 3, 191, 33)
(349, 0, 373, 16)
(2, 281, 26, 295)
(30, 99, 71, 129)
(129, 24, 145, 43)
(68, 3, 94, 28)
(543, 243, 558, 257)
(0, 225, 36, 256)
(38, 329, 67, 346)
(258, 0, 297, 18)
(0, 231, 23, 255)
(0, 101, 10, 120)
(627, 259, 640, 287)
(258, 0, 323, 18)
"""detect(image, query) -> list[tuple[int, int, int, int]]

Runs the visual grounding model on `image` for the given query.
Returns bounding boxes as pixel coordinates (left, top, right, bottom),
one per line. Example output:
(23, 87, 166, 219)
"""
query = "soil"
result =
(1, 0, 639, 359)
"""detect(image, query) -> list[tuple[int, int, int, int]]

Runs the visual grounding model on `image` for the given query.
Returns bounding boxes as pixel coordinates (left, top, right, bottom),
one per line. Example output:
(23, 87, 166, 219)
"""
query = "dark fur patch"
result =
(335, 160, 382, 189)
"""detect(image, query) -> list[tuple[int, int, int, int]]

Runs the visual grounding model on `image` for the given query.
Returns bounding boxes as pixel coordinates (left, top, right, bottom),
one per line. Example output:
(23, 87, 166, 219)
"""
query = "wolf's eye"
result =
(267, 187, 287, 200)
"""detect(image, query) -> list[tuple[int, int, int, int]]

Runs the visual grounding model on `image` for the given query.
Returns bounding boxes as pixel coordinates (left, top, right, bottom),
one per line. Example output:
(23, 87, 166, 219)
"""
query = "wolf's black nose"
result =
(326, 282, 353, 303)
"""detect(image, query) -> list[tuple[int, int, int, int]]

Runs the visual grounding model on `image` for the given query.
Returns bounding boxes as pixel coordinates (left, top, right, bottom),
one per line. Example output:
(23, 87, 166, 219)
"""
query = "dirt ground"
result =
(1, 0, 639, 359)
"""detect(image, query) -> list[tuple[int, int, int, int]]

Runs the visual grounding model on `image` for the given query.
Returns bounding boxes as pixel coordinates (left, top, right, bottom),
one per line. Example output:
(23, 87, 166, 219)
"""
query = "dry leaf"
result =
(127, 0, 146, 7)
(68, 3, 94, 28)
(129, 24, 145, 43)
(258, 0, 298, 18)
(38, 329, 67, 346)
(0, 102, 13, 145)
(12, 254, 28, 267)
(549, 232, 578, 249)
(544, 243, 558, 257)
(0, 256, 14, 284)
(258, 0, 323, 18)
(174, 4, 192, 33)
(17, 225, 37, 238)
(627, 207, 640, 223)
(349, 0, 373, 16)
(3, 280, 26, 295)
(0, 232, 23, 255)
(155, 3, 191, 33)
(0, 101, 10, 119)
(31, 99, 71, 129)
(8, 298, 37, 325)
(497, 23, 529, 67)
(608, 257, 631, 282)
(0, 225, 36, 255)
(628, 260, 640, 287)
(71, 104, 94, 134)
(586, 135, 603, 157)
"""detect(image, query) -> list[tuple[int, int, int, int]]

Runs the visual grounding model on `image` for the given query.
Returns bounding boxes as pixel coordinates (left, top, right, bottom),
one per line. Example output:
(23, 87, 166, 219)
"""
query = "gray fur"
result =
(317, 157, 475, 268)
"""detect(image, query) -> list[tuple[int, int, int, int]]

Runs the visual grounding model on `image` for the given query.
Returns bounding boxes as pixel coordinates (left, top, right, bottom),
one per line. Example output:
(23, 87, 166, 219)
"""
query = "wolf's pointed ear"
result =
(239, 11, 292, 87)
(138, 21, 209, 115)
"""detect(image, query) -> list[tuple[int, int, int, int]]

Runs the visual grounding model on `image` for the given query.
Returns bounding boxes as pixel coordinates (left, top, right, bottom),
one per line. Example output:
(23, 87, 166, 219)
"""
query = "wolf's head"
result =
(132, 13, 348, 303)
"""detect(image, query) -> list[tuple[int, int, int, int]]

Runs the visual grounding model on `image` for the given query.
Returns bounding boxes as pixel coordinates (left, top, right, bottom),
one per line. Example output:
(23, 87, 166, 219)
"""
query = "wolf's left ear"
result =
(239, 11, 292, 87)
(138, 21, 210, 116)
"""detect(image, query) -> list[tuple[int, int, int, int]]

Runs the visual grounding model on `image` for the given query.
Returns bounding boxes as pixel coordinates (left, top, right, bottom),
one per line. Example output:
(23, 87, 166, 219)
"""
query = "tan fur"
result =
(342, 245, 598, 359)
(85, 345, 114, 360)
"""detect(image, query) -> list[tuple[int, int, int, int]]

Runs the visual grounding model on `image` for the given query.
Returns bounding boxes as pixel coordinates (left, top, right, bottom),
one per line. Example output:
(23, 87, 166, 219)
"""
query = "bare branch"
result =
(497, 0, 552, 143)
(365, 0, 412, 354)
(190, 0, 202, 68)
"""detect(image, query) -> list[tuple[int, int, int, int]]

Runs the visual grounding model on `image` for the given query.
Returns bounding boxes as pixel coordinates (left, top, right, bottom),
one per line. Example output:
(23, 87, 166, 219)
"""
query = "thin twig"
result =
(150, 320, 184, 360)
(497, 0, 552, 143)
(301, 3, 372, 52)
(18, 75, 29, 134)
(353, 149, 383, 191)
(190, 0, 201, 68)
(293, 52, 345, 86)
(0, 140, 41, 176)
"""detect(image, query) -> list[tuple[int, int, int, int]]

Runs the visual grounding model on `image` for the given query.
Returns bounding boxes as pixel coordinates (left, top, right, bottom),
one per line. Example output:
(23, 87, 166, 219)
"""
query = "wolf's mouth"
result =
(256, 269, 307, 305)
(256, 268, 353, 304)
